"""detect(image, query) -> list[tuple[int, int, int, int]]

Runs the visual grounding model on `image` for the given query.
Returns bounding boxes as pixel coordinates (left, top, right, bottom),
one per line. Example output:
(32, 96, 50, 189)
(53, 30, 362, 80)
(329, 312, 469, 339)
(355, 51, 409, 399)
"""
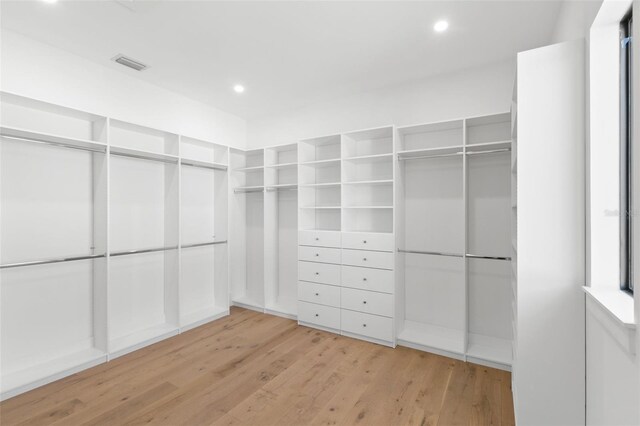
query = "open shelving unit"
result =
(179, 136, 229, 331)
(230, 148, 265, 310)
(264, 144, 298, 318)
(299, 135, 342, 231)
(0, 93, 109, 399)
(396, 113, 514, 370)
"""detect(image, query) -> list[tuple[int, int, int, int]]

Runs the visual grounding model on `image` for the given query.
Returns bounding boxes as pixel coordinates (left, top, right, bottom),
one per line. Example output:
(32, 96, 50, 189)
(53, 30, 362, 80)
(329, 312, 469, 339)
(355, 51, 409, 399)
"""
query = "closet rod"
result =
(180, 160, 228, 171)
(181, 240, 228, 249)
(0, 253, 106, 269)
(0, 134, 107, 154)
(110, 246, 178, 257)
(265, 186, 298, 192)
(110, 151, 178, 164)
(465, 148, 511, 155)
(397, 249, 464, 258)
(234, 188, 264, 194)
(466, 253, 512, 261)
(398, 152, 463, 161)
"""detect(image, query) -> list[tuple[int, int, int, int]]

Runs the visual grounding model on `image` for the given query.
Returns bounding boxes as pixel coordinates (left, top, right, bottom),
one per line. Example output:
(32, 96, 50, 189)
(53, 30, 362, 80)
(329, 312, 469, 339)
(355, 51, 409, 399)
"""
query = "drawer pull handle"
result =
(315, 237, 319, 241)
(363, 301, 367, 304)
(315, 272, 319, 275)
(315, 314, 319, 317)
(363, 324, 367, 327)
(363, 277, 367, 281)
(363, 240, 367, 243)
(315, 253, 319, 257)
(363, 258, 367, 261)
(315, 293, 319, 296)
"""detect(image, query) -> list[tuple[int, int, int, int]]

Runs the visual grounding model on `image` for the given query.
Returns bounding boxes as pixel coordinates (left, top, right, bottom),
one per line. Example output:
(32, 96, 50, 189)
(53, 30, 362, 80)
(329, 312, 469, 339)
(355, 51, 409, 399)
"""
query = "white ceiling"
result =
(1, 0, 562, 119)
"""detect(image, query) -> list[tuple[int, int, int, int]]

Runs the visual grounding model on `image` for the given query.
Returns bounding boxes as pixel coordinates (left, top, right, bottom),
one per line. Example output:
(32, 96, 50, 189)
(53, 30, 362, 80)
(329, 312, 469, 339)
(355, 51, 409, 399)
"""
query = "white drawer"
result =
(341, 287, 393, 317)
(298, 301, 340, 330)
(341, 309, 393, 342)
(299, 246, 341, 264)
(342, 232, 394, 252)
(299, 261, 341, 285)
(341, 265, 394, 294)
(342, 249, 394, 270)
(299, 230, 341, 248)
(298, 281, 340, 307)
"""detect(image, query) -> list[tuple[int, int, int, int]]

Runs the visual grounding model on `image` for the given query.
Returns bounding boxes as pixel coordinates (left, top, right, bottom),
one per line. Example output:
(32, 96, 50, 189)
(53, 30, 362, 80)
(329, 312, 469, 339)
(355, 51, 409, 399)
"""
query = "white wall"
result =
(0, 29, 247, 149)
(247, 60, 515, 148)
(552, 0, 604, 43)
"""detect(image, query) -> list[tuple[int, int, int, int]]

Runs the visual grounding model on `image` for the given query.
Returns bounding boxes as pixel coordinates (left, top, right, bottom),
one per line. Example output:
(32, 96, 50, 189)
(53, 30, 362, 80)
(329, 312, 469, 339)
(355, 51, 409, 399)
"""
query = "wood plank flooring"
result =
(0, 308, 515, 426)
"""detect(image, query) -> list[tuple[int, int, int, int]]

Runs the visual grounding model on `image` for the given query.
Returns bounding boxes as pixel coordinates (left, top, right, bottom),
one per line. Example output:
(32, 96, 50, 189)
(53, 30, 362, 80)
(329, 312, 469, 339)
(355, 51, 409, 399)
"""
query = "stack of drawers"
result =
(297, 230, 395, 346)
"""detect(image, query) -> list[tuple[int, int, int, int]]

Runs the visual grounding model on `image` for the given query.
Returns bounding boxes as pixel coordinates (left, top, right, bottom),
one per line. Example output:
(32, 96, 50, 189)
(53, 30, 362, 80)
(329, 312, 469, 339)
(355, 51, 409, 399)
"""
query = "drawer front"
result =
(341, 309, 393, 342)
(299, 261, 341, 285)
(342, 249, 394, 270)
(342, 232, 394, 252)
(299, 246, 341, 264)
(341, 266, 394, 294)
(299, 230, 341, 248)
(341, 287, 393, 317)
(298, 301, 340, 330)
(298, 281, 340, 307)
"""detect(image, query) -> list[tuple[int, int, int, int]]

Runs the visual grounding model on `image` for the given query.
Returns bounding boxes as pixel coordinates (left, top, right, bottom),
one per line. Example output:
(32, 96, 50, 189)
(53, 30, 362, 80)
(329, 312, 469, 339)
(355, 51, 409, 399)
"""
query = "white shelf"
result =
(299, 158, 341, 166)
(343, 153, 393, 161)
(300, 205, 341, 209)
(265, 162, 297, 169)
(180, 158, 228, 171)
(234, 185, 265, 191)
(109, 323, 179, 358)
(397, 145, 463, 158)
(0, 125, 107, 152)
(466, 140, 512, 153)
(467, 333, 512, 366)
(110, 145, 179, 163)
(397, 321, 465, 355)
(266, 183, 298, 190)
(180, 305, 228, 331)
(0, 348, 107, 400)
(233, 165, 264, 172)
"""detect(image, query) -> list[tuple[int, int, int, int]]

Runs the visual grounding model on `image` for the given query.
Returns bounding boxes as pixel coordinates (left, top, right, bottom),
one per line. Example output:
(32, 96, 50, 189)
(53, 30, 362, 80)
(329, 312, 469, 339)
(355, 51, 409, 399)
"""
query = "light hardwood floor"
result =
(0, 307, 515, 425)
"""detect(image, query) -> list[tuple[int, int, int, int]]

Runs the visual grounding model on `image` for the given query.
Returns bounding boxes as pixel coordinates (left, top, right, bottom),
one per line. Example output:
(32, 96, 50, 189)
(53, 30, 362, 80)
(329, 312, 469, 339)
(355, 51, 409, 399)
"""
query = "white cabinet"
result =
(341, 287, 393, 317)
(298, 301, 341, 330)
(298, 281, 340, 307)
(298, 246, 341, 264)
(299, 230, 341, 248)
(341, 265, 394, 293)
(341, 309, 393, 342)
(342, 249, 394, 270)
(342, 232, 394, 252)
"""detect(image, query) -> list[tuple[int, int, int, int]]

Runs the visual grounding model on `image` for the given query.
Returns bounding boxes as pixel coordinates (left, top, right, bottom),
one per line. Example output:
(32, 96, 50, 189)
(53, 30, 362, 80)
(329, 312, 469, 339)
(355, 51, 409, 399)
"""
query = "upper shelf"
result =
(110, 145, 179, 164)
(0, 125, 107, 153)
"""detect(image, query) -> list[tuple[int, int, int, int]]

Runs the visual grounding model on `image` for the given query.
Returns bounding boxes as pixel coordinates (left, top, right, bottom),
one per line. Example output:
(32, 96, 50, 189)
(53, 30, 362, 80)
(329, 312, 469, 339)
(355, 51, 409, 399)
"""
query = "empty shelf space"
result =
(343, 153, 393, 161)
(466, 333, 512, 366)
(0, 348, 107, 399)
(109, 323, 179, 358)
(0, 125, 107, 152)
(110, 146, 179, 163)
(265, 162, 297, 169)
(342, 179, 393, 185)
(299, 158, 341, 166)
(397, 145, 464, 159)
(398, 321, 465, 355)
(233, 165, 264, 172)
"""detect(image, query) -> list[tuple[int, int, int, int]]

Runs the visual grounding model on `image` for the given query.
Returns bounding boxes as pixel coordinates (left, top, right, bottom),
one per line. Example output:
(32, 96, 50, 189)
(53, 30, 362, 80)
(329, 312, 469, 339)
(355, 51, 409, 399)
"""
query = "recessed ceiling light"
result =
(233, 84, 245, 94)
(434, 20, 449, 33)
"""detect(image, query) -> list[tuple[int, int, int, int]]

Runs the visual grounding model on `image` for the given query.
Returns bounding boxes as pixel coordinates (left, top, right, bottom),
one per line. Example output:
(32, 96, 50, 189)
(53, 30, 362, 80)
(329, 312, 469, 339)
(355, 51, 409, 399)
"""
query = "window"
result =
(621, 12, 633, 293)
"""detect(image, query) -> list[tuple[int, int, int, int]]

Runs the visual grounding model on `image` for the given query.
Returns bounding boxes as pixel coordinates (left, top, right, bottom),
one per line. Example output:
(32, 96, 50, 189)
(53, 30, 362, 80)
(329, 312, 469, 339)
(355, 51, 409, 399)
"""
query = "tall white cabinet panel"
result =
(513, 40, 586, 425)
(0, 93, 108, 400)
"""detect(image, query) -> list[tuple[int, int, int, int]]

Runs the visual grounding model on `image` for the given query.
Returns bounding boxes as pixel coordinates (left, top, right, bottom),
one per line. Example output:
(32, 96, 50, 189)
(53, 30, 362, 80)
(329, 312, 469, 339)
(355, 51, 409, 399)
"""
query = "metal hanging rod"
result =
(181, 240, 228, 249)
(397, 249, 511, 261)
(397, 249, 463, 258)
(180, 160, 227, 171)
(265, 186, 298, 192)
(0, 134, 107, 154)
(398, 152, 463, 161)
(110, 150, 178, 164)
(466, 253, 512, 261)
(234, 187, 264, 194)
(466, 148, 511, 156)
(0, 253, 106, 269)
(110, 246, 178, 257)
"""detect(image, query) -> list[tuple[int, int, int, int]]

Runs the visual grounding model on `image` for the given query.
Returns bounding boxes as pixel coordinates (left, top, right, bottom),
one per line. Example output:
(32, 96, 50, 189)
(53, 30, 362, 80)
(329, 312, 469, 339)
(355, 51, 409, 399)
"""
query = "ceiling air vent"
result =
(112, 54, 148, 71)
